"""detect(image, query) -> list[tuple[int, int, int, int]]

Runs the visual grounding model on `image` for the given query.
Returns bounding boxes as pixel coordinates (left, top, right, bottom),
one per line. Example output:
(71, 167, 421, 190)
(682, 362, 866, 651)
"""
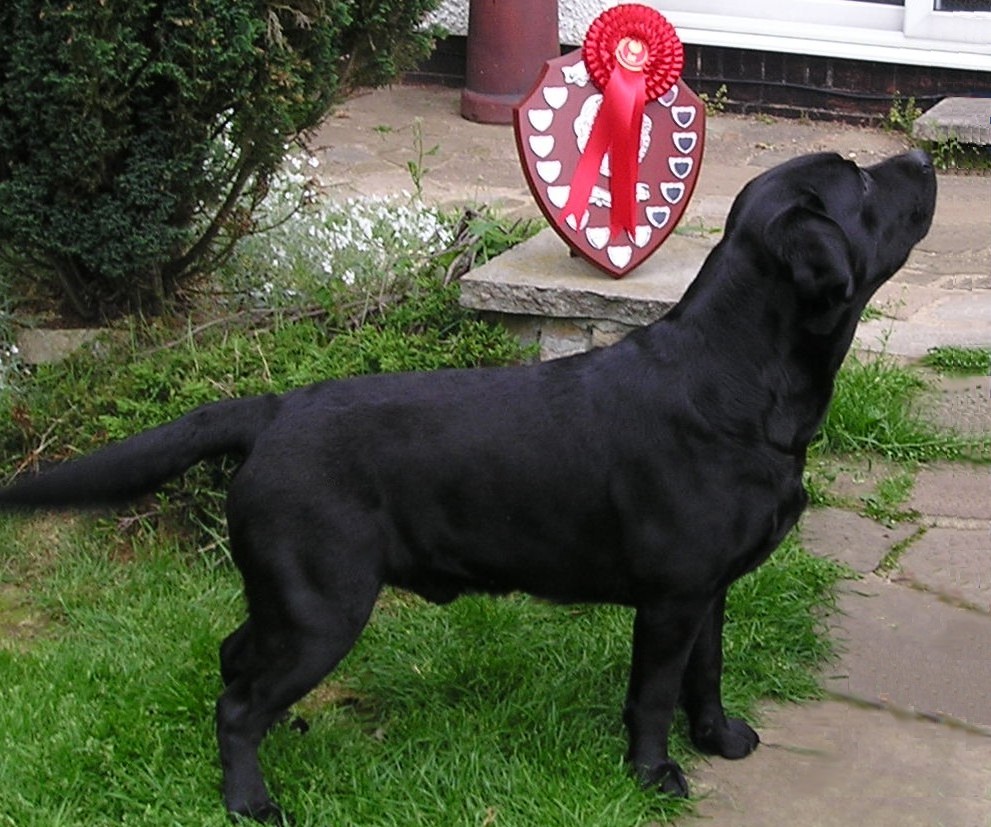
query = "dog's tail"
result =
(0, 394, 280, 511)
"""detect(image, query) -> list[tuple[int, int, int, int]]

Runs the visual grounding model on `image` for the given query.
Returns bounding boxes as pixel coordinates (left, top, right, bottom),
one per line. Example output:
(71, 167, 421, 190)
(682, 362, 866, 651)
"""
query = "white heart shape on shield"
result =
(629, 226, 652, 248)
(528, 108, 554, 132)
(536, 160, 562, 183)
(565, 210, 590, 231)
(546, 185, 570, 208)
(607, 246, 633, 269)
(529, 135, 555, 158)
(543, 86, 568, 109)
(586, 227, 610, 250)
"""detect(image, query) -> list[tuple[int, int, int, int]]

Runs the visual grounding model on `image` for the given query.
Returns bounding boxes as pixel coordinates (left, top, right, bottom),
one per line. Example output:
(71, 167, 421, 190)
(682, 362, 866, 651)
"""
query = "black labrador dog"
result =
(0, 150, 936, 823)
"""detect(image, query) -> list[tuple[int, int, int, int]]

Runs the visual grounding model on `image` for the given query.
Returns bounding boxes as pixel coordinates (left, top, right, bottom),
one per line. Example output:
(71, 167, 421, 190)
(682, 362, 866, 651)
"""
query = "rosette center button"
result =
(616, 37, 648, 72)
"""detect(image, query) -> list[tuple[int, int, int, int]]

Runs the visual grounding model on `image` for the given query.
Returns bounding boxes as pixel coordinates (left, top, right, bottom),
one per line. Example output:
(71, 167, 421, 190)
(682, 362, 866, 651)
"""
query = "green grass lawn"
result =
(0, 513, 840, 826)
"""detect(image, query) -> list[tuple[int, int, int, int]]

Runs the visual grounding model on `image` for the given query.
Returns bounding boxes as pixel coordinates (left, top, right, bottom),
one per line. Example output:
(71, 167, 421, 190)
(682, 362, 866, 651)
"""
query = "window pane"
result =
(934, 0, 991, 9)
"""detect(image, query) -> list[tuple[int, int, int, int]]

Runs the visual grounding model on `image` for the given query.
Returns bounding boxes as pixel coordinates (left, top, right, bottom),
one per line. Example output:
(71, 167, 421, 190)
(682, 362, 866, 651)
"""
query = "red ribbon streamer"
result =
(561, 5, 684, 241)
(562, 64, 646, 239)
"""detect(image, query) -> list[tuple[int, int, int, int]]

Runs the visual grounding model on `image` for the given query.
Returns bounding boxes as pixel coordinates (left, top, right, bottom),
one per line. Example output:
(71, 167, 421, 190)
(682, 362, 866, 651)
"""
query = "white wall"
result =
(428, 1, 611, 45)
(429, 0, 991, 71)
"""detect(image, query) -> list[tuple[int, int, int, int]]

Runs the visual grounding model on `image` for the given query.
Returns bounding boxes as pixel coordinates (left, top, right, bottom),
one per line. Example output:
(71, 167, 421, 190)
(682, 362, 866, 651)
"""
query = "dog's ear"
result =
(766, 203, 856, 308)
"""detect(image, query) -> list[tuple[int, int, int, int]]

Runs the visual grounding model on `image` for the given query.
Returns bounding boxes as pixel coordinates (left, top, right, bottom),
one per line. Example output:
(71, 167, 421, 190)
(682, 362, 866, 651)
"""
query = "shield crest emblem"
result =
(514, 6, 705, 278)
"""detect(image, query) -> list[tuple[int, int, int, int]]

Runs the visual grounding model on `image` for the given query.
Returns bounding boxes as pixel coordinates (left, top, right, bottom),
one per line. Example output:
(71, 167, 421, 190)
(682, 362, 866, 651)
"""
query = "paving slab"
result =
(870, 282, 951, 320)
(899, 527, 991, 613)
(909, 464, 991, 523)
(806, 456, 905, 504)
(692, 700, 991, 827)
(920, 375, 991, 438)
(800, 507, 918, 574)
(824, 575, 991, 729)
(856, 290, 991, 357)
(309, 87, 534, 214)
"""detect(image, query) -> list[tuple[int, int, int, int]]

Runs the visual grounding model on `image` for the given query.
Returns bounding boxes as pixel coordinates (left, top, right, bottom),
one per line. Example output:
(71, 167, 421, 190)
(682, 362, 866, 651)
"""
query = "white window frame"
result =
(645, 0, 991, 70)
(904, 0, 991, 43)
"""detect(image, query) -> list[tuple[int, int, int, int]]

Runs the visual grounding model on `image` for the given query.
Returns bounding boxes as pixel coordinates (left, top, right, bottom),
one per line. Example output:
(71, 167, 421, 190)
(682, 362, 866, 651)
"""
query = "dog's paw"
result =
(637, 760, 690, 798)
(270, 712, 309, 735)
(288, 715, 310, 735)
(229, 799, 293, 825)
(691, 716, 759, 760)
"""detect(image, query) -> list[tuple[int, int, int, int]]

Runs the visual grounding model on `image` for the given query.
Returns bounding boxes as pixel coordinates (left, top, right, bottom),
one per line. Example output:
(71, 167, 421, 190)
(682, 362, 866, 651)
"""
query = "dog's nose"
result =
(907, 148, 934, 174)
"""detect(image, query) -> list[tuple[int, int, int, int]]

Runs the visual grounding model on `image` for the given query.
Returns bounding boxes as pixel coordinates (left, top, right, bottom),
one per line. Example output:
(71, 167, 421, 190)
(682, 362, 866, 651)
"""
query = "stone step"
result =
(913, 97, 991, 145)
(458, 227, 715, 361)
(15, 328, 102, 365)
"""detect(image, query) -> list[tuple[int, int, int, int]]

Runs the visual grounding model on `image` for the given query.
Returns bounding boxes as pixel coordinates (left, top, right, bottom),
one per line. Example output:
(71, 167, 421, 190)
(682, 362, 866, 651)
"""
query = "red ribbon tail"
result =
(561, 106, 612, 228)
(607, 69, 646, 239)
(561, 65, 646, 239)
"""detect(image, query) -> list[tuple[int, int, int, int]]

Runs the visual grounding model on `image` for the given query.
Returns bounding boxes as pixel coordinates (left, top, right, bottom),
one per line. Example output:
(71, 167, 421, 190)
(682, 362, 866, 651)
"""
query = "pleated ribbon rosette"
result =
(514, 5, 706, 278)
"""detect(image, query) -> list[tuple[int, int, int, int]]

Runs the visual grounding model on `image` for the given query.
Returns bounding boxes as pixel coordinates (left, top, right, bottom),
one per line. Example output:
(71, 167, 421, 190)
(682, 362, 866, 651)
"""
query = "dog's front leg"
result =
(680, 589, 760, 759)
(623, 599, 709, 797)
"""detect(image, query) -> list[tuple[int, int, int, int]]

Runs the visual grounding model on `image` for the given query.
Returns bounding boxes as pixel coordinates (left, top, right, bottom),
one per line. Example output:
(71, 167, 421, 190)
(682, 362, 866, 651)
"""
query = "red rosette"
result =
(583, 5, 684, 102)
(562, 5, 685, 239)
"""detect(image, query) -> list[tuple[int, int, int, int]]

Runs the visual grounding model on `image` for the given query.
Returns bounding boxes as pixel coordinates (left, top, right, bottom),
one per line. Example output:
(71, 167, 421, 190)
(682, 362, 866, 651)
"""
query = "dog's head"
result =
(725, 150, 937, 336)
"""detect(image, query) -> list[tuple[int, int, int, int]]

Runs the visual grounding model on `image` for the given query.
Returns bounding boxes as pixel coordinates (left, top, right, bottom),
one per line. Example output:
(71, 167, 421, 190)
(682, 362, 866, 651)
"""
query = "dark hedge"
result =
(0, 0, 439, 318)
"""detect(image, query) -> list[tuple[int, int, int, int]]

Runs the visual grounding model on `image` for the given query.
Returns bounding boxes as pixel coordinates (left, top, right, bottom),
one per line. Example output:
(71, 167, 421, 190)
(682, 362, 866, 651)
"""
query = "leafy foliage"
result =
(884, 95, 922, 134)
(0, 0, 440, 318)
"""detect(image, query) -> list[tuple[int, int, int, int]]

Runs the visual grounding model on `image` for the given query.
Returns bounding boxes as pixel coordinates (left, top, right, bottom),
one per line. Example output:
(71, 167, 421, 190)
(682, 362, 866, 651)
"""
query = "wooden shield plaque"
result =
(514, 5, 705, 278)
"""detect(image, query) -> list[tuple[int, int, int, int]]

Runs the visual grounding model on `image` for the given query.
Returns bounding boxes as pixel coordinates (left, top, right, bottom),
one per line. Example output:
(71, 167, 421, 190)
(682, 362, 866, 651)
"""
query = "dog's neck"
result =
(638, 251, 854, 456)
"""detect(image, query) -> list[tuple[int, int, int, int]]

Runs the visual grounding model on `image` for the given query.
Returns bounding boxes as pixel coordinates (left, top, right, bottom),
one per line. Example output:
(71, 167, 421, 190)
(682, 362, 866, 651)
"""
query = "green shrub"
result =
(0, 0, 440, 319)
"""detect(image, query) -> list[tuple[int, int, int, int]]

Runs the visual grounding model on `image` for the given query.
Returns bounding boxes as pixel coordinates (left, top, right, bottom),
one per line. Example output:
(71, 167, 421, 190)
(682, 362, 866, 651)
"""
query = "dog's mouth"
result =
(859, 149, 937, 290)
(867, 149, 938, 241)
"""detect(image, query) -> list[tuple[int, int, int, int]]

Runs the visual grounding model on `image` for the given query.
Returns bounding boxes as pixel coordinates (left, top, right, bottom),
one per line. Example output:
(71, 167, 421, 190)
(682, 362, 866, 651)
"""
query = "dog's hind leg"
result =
(215, 576, 379, 823)
(221, 620, 310, 737)
(623, 599, 710, 797)
(680, 590, 760, 760)
(220, 619, 255, 686)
